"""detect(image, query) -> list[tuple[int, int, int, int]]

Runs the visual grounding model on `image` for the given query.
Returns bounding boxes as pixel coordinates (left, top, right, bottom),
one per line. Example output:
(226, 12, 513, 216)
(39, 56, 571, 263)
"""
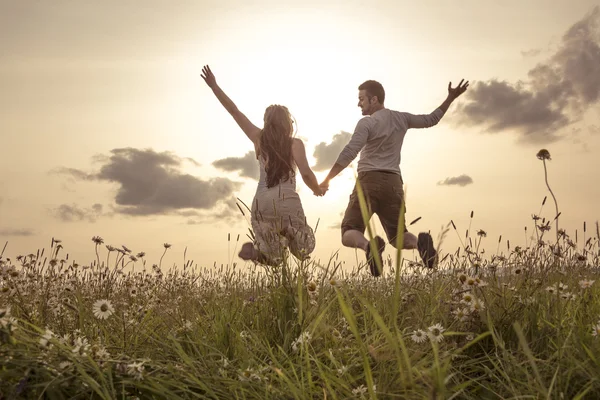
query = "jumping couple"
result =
(201, 65, 468, 275)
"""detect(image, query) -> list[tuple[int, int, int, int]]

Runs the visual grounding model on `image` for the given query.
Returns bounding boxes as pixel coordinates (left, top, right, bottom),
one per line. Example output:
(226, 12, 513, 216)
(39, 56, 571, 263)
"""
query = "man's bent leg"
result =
(403, 232, 417, 249)
(342, 229, 369, 251)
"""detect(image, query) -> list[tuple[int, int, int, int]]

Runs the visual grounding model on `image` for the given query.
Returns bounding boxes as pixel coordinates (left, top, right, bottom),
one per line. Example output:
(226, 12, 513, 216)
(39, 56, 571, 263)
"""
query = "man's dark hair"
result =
(358, 80, 385, 104)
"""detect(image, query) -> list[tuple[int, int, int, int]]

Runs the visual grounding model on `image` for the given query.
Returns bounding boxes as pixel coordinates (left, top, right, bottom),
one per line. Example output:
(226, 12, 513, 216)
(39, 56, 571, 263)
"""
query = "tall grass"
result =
(1, 214, 599, 399)
(1, 150, 599, 399)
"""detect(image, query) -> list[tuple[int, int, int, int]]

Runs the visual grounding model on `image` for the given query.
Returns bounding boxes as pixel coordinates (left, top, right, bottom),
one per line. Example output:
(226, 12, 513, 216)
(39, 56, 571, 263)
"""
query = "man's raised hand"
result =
(201, 65, 217, 88)
(448, 79, 469, 99)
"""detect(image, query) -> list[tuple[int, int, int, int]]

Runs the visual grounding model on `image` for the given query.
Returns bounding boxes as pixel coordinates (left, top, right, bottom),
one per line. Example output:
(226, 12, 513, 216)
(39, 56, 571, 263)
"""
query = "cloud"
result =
(590, 125, 600, 135)
(212, 151, 259, 180)
(53, 148, 242, 217)
(0, 228, 35, 237)
(454, 7, 600, 144)
(312, 131, 352, 171)
(521, 48, 542, 58)
(437, 174, 474, 187)
(184, 157, 201, 167)
(52, 203, 104, 222)
(51, 167, 95, 181)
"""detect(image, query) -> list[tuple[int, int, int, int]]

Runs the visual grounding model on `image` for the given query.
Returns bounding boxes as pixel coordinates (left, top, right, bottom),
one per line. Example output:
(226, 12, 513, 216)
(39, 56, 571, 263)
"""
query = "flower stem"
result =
(542, 160, 559, 242)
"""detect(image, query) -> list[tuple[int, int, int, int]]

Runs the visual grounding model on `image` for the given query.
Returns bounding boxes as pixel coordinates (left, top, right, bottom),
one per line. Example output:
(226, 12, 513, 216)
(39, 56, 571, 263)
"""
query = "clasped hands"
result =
(312, 180, 330, 197)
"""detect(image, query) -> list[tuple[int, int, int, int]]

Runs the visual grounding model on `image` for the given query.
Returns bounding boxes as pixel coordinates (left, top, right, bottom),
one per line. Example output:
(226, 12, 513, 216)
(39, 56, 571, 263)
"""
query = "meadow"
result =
(2, 151, 600, 399)
(1, 213, 600, 399)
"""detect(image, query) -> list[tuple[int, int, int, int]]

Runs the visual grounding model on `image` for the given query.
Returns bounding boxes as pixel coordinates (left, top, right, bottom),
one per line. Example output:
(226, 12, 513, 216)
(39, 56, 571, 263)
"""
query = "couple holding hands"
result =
(201, 65, 468, 276)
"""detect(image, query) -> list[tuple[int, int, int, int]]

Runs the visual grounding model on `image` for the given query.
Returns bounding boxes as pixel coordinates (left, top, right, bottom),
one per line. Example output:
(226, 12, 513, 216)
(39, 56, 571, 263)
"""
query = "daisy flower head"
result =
(428, 323, 445, 343)
(464, 276, 477, 288)
(470, 298, 486, 313)
(461, 293, 474, 304)
(411, 329, 428, 343)
(92, 299, 115, 320)
(452, 307, 470, 322)
(592, 324, 600, 337)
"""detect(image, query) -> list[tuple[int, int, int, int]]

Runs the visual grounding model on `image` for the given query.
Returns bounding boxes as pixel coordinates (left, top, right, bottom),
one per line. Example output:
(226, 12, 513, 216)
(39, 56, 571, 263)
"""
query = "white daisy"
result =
(411, 329, 428, 343)
(470, 299, 486, 313)
(452, 308, 470, 322)
(39, 329, 55, 348)
(92, 299, 114, 320)
(428, 323, 445, 343)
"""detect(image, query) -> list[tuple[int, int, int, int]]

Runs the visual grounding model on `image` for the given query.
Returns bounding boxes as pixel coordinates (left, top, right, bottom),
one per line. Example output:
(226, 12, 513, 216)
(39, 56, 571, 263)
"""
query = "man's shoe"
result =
(417, 232, 437, 268)
(366, 236, 386, 277)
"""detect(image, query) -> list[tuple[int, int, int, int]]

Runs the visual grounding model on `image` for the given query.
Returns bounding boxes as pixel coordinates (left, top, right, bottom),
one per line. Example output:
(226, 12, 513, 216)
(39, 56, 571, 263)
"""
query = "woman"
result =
(201, 65, 324, 266)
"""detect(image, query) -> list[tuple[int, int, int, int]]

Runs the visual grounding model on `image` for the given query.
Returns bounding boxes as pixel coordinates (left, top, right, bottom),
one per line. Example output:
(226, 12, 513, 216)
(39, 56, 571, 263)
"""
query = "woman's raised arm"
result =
(201, 65, 260, 143)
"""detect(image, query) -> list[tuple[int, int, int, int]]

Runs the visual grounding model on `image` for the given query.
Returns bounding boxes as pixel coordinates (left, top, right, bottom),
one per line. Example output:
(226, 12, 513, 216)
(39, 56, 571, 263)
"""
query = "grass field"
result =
(1, 215, 600, 399)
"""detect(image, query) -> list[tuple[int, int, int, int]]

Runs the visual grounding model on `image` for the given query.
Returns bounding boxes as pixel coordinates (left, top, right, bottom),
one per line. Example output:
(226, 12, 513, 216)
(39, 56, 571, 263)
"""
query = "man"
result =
(320, 79, 469, 276)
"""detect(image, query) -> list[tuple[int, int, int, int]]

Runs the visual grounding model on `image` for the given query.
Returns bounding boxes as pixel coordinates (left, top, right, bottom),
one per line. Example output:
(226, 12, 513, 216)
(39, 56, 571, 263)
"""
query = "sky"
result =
(1, 0, 599, 271)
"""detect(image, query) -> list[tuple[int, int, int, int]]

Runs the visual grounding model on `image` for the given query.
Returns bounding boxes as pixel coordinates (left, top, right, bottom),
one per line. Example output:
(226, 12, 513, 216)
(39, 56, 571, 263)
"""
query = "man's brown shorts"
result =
(341, 170, 407, 244)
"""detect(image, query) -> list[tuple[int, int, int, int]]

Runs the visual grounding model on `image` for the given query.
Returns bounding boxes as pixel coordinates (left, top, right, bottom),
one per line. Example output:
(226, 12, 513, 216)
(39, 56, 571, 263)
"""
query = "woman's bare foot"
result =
(239, 242, 257, 261)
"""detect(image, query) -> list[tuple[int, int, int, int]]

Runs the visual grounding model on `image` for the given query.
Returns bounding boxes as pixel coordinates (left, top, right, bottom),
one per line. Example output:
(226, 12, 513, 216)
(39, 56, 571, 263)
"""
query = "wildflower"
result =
(39, 329, 55, 348)
(452, 308, 470, 322)
(182, 320, 193, 331)
(59, 361, 73, 370)
(306, 281, 317, 293)
(352, 385, 368, 396)
(129, 287, 138, 297)
(92, 299, 115, 320)
(592, 324, 600, 338)
(475, 277, 488, 287)
(92, 236, 104, 245)
(461, 293, 474, 304)
(536, 149, 551, 160)
(240, 330, 249, 340)
(477, 229, 487, 237)
(545, 286, 556, 294)
(106, 245, 116, 252)
(127, 361, 145, 380)
(291, 331, 312, 352)
(579, 279, 595, 289)
(411, 329, 427, 343)
(329, 278, 340, 287)
(94, 346, 110, 361)
(220, 356, 230, 368)
(428, 323, 445, 343)
(470, 298, 486, 313)
(558, 283, 568, 291)
(72, 337, 90, 356)
(332, 328, 342, 340)
(458, 274, 467, 284)
(561, 292, 576, 301)
(122, 245, 131, 253)
(163, 243, 172, 249)
(337, 365, 348, 376)
(238, 367, 254, 381)
(463, 276, 478, 288)
(465, 333, 474, 341)
(136, 252, 146, 258)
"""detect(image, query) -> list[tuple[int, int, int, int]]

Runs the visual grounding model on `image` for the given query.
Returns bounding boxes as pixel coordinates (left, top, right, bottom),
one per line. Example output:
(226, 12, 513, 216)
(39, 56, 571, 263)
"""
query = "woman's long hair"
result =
(256, 105, 296, 188)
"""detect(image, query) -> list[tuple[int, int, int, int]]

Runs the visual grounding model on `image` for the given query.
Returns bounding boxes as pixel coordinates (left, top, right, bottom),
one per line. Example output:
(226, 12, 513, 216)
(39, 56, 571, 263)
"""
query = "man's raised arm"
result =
(405, 79, 469, 129)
